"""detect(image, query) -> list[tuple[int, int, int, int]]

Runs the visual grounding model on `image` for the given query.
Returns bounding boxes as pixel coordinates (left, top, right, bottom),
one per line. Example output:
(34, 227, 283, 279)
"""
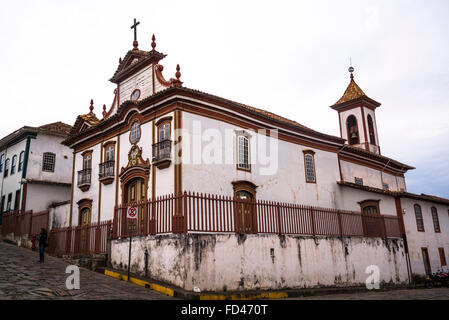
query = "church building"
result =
(61, 22, 448, 291)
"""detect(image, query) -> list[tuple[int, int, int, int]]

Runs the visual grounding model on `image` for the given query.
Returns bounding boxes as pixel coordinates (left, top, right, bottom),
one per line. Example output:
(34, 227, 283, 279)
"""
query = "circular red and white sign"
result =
(127, 206, 138, 219)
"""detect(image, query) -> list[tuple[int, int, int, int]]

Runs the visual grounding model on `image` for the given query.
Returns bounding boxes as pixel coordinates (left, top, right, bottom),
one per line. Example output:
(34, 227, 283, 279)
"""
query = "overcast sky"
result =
(0, 0, 448, 198)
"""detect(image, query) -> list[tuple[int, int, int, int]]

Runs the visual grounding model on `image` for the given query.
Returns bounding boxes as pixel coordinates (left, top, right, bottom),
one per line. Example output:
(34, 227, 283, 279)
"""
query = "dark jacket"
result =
(38, 230, 48, 246)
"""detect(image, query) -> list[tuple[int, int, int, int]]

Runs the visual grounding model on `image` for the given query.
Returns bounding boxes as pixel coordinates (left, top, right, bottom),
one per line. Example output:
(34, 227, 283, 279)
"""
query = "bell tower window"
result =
(367, 115, 376, 145)
(346, 115, 359, 145)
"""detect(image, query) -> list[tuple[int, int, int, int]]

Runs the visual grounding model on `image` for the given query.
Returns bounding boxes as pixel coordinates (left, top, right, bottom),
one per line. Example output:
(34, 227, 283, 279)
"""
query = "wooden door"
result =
(422, 248, 431, 275)
(79, 207, 91, 253)
(235, 191, 255, 233)
(362, 205, 382, 237)
(125, 178, 146, 235)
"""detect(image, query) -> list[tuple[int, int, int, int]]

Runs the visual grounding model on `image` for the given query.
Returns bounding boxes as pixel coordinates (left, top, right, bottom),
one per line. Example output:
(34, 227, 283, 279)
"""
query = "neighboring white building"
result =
(60, 31, 447, 290)
(0, 122, 73, 222)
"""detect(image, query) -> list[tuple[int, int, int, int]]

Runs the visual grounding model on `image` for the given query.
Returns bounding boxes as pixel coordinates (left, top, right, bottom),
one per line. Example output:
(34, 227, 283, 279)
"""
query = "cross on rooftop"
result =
(130, 18, 140, 42)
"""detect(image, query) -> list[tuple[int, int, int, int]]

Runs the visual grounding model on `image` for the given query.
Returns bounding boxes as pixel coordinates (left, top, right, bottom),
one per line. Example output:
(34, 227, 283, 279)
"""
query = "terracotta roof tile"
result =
(335, 78, 367, 105)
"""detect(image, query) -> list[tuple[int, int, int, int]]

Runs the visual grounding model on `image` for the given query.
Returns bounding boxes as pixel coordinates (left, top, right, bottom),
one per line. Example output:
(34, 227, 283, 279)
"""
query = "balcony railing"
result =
(152, 140, 172, 163)
(99, 161, 115, 182)
(77, 169, 91, 188)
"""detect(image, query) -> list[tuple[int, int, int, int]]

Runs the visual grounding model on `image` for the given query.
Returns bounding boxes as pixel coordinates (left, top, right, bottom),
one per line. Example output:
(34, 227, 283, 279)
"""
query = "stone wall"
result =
(111, 233, 409, 292)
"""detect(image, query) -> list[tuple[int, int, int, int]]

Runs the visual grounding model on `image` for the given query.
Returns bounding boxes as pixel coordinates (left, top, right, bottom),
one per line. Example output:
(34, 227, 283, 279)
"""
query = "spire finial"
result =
(89, 99, 94, 115)
(151, 34, 156, 50)
(175, 64, 181, 80)
(102, 104, 107, 118)
(348, 57, 354, 80)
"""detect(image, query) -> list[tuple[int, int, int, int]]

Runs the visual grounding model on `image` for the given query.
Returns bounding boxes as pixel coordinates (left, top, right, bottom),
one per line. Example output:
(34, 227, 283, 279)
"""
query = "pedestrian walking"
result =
(37, 228, 47, 263)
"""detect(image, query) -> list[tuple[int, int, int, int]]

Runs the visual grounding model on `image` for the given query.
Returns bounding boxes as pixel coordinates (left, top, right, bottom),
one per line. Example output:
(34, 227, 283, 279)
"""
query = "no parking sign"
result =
(127, 206, 138, 219)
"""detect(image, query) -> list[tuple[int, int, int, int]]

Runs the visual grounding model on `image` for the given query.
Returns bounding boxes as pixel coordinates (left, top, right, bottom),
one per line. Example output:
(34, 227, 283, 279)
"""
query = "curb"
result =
(96, 267, 423, 300)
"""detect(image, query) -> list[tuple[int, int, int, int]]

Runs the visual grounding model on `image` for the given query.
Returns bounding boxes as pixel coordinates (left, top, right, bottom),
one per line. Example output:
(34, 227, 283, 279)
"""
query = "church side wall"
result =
(181, 111, 341, 208)
(111, 234, 408, 292)
(340, 160, 405, 192)
(401, 198, 449, 276)
(335, 186, 397, 214)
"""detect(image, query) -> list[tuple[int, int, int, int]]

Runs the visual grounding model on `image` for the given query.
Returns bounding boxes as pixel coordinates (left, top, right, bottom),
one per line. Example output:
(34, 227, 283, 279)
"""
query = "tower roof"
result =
(331, 72, 381, 110)
(335, 76, 367, 104)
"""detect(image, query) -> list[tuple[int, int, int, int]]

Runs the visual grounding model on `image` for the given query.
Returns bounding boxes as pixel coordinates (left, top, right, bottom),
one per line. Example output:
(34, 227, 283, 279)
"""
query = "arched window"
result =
(414, 204, 424, 232)
(237, 135, 250, 171)
(129, 120, 141, 144)
(42, 152, 56, 172)
(303, 150, 316, 183)
(346, 115, 359, 145)
(4, 158, 10, 177)
(18, 151, 24, 172)
(367, 115, 376, 145)
(0, 154, 4, 173)
(431, 206, 440, 233)
(11, 155, 17, 175)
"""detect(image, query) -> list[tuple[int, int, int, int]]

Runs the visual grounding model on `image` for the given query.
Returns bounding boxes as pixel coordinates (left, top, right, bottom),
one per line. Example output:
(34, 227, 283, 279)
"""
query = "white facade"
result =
(401, 197, 449, 276)
(0, 124, 73, 219)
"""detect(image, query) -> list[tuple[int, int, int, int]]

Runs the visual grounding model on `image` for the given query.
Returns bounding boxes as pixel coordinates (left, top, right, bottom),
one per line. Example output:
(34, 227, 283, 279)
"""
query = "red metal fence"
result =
(113, 192, 402, 239)
(48, 220, 112, 256)
(1, 210, 49, 237)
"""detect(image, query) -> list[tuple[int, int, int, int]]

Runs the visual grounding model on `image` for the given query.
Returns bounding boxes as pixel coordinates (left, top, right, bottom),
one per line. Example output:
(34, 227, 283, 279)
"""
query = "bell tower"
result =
(330, 66, 381, 154)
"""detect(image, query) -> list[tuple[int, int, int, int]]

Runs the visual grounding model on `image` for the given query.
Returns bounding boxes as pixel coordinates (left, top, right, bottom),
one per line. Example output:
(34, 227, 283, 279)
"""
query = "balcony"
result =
(99, 161, 115, 185)
(77, 169, 91, 191)
(152, 140, 172, 169)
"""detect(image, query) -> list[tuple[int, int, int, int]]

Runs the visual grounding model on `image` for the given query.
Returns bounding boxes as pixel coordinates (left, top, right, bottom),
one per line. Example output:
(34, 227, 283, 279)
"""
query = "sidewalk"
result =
(97, 266, 423, 300)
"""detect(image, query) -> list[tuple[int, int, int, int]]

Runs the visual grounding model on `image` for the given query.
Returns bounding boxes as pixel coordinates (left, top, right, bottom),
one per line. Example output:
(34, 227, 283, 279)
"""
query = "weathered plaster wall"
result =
(335, 186, 398, 214)
(27, 134, 73, 184)
(49, 202, 71, 229)
(26, 183, 71, 213)
(340, 160, 405, 192)
(111, 234, 408, 292)
(401, 198, 449, 275)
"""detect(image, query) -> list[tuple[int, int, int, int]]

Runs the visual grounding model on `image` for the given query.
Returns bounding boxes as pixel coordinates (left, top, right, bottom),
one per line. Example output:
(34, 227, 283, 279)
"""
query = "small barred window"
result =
(354, 177, 363, 185)
(42, 153, 56, 172)
(382, 183, 389, 190)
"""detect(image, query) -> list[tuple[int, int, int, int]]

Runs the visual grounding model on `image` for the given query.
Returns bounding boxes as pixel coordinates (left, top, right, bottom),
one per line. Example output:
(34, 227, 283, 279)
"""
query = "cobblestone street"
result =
(0, 241, 175, 300)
